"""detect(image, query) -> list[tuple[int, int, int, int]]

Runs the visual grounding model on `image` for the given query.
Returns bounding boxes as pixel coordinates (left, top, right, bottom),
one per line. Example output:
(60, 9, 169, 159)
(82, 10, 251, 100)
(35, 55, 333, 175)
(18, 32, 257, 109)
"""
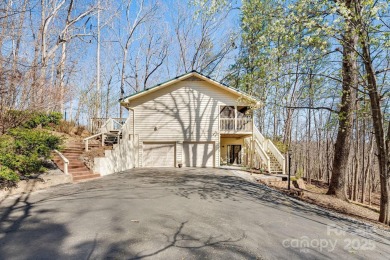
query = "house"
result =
(88, 71, 285, 175)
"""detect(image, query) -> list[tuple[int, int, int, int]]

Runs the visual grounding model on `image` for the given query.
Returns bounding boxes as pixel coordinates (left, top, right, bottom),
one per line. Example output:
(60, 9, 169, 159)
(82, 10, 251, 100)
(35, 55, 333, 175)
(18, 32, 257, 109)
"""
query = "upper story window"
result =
(220, 106, 235, 118)
(220, 106, 251, 118)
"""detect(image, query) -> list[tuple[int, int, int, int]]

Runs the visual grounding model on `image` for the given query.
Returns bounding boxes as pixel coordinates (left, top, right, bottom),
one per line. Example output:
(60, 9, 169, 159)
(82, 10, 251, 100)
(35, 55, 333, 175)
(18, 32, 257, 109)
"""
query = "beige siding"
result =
(93, 134, 139, 175)
(127, 80, 246, 167)
(183, 142, 215, 167)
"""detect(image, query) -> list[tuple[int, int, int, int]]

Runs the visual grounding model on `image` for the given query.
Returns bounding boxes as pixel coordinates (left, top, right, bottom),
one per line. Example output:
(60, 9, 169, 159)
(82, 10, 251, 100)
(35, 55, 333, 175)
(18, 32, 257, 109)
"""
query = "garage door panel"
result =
(183, 142, 214, 167)
(143, 143, 175, 167)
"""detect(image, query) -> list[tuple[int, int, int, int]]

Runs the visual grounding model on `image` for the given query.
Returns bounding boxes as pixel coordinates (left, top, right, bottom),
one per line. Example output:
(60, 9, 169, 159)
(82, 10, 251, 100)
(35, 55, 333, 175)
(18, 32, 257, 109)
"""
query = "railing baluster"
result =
(220, 117, 253, 132)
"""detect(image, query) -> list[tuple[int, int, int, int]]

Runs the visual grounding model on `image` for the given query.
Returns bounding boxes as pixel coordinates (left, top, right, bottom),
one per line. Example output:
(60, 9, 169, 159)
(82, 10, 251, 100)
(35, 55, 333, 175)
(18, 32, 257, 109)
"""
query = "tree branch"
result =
(284, 106, 337, 113)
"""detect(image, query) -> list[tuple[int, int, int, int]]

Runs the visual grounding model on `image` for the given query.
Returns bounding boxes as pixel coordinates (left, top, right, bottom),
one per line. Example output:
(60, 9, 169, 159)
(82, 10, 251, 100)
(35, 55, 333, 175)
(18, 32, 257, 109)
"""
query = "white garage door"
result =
(143, 143, 175, 167)
(183, 142, 214, 167)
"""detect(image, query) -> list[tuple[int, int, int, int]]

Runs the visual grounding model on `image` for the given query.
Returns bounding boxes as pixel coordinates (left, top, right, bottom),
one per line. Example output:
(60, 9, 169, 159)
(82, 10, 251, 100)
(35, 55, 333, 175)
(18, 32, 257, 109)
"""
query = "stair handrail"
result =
(84, 132, 104, 141)
(83, 132, 104, 151)
(99, 118, 113, 133)
(118, 114, 133, 138)
(253, 126, 266, 145)
(266, 139, 285, 174)
(53, 149, 69, 175)
(254, 139, 271, 172)
(111, 118, 123, 130)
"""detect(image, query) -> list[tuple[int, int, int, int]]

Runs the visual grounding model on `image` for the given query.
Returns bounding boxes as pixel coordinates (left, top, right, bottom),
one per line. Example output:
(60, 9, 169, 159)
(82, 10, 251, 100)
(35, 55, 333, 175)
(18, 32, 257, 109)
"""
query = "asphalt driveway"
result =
(0, 168, 389, 260)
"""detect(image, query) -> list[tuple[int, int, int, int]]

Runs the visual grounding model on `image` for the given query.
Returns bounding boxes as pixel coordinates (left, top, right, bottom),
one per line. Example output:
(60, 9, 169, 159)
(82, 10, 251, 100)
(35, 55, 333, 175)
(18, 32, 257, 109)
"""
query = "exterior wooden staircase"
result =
(84, 118, 124, 151)
(250, 127, 286, 174)
(102, 130, 122, 146)
(267, 152, 283, 173)
(53, 142, 100, 182)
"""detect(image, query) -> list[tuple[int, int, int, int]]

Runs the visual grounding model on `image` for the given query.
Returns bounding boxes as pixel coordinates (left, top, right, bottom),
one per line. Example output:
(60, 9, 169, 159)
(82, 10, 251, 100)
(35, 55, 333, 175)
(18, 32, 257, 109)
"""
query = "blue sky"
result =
(52, 0, 243, 120)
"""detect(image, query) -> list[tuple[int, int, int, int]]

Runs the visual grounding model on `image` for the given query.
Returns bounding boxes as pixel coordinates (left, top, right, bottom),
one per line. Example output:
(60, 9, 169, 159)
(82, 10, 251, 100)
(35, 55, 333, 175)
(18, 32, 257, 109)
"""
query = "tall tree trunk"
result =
(9, 0, 27, 108)
(119, 48, 128, 119)
(106, 76, 112, 119)
(353, 108, 359, 201)
(307, 70, 313, 184)
(360, 35, 390, 224)
(327, 0, 357, 200)
(361, 135, 374, 204)
(57, 41, 67, 114)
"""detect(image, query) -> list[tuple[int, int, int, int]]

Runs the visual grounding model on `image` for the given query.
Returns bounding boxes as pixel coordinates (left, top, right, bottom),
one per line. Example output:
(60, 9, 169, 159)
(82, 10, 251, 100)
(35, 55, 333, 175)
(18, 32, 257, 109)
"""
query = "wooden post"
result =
(64, 161, 69, 175)
(85, 139, 89, 152)
(251, 114, 255, 170)
(234, 105, 237, 132)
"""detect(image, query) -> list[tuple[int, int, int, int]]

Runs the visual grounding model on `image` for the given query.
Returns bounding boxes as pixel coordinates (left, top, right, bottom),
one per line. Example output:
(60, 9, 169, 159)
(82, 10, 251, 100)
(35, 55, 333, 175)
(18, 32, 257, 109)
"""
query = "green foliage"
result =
(271, 138, 289, 154)
(0, 165, 19, 183)
(0, 129, 63, 184)
(7, 128, 63, 158)
(23, 112, 62, 129)
(0, 153, 44, 176)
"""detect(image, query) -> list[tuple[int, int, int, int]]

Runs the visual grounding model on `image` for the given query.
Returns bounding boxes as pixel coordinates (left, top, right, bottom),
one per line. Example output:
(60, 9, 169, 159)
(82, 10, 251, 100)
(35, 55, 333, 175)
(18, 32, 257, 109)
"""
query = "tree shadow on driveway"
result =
(0, 167, 389, 259)
(126, 168, 390, 244)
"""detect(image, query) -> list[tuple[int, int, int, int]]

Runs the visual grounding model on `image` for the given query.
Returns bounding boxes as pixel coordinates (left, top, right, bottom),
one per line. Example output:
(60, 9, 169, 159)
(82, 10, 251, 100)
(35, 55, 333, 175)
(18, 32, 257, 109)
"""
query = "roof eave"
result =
(120, 72, 196, 104)
(120, 71, 259, 106)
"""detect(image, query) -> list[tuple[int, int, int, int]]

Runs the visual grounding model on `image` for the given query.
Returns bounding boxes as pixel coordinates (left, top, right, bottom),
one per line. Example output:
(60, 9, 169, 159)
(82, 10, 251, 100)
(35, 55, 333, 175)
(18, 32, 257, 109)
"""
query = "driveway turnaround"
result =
(0, 168, 389, 260)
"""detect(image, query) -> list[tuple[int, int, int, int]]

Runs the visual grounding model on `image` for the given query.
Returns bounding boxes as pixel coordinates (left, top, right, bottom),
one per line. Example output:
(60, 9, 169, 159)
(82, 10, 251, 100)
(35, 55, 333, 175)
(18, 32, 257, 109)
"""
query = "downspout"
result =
(128, 107, 136, 168)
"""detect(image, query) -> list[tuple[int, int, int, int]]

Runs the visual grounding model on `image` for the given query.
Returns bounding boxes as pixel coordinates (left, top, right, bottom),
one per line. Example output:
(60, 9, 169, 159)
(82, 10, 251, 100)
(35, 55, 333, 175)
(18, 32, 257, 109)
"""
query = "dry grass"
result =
(273, 180, 389, 230)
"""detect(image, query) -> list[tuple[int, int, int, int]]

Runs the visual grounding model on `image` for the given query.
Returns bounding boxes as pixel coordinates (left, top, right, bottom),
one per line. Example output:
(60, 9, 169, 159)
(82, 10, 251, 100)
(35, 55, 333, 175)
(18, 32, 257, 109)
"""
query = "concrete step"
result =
(53, 141, 100, 182)
(60, 147, 82, 150)
(62, 151, 83, 154)
(68, 164, 87, 169)
(73, 173, 100, 182)
(61, 153, 82, 156)
(63, 149, 83, 152)
(62, 154, 82, 157)
(70, 170, 92, 176)
(61, 152, 82, 156)
(63, 149, 84, 153)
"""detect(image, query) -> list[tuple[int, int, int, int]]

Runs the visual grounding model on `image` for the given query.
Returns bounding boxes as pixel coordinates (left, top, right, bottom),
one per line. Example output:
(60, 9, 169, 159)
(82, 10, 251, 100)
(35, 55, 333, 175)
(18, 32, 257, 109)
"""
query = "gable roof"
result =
(120, 71, 259, 105)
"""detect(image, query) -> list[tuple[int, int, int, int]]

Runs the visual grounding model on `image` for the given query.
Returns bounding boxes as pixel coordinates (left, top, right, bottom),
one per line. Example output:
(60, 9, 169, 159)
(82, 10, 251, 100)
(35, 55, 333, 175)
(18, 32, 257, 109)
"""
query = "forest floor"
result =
(276, 179, 388, 229)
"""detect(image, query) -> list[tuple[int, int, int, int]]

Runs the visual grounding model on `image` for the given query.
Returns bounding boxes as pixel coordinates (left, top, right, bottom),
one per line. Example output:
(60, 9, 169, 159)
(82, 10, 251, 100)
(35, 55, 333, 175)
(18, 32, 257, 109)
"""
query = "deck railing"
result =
(220, 117, 252, 132)
(89, 117, 126, 133)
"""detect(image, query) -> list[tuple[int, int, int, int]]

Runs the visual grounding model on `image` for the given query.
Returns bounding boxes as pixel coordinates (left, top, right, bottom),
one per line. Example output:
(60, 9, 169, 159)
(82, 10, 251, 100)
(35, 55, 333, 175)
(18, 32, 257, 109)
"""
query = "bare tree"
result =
(127, 24, 169, 91)
(116, 0, 157, 118)
(173, 1, 236, 76)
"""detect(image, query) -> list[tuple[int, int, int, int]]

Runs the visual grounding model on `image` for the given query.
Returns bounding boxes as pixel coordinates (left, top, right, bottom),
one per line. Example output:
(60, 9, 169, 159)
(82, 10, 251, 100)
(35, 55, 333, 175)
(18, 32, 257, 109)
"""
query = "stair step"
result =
(61, 152, 82, 155)
(69, 170, 90, 175)
(52, 140, 102, 182)
(58, 161, 81, 165)
(63, 151, 83, 155)
(62, 154, 82, 157)
(64, 148, 83, 151)
(73, 174, 100, 182)
(69, 165, 87, 169)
